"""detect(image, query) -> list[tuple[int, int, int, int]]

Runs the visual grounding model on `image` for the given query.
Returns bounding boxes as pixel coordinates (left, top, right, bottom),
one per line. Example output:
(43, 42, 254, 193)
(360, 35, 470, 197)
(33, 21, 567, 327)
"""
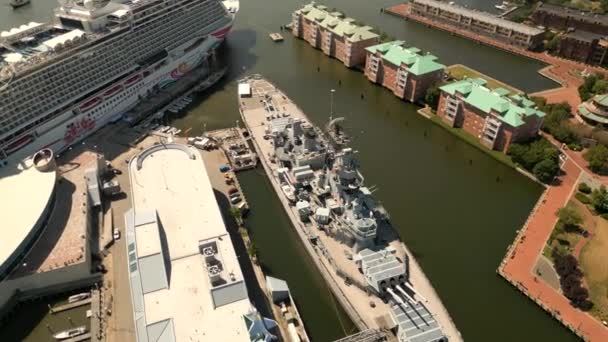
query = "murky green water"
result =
(0, 1, 579, 341)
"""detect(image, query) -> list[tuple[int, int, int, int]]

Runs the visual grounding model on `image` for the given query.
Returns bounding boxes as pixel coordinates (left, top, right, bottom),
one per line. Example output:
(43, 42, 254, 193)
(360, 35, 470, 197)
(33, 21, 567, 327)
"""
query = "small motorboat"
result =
(53, 326, 86, 340)
(495, 4, 507, 10)
(68, 292, 90, 303)
(10, 0, 30, 8)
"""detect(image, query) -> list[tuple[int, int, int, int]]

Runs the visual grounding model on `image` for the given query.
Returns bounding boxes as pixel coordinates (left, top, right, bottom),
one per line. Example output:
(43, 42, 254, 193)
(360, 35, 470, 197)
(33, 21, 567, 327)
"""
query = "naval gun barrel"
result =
(396, 285, 418, 304)
(386, 287, 407, 308)
(404, 282, 429, 303)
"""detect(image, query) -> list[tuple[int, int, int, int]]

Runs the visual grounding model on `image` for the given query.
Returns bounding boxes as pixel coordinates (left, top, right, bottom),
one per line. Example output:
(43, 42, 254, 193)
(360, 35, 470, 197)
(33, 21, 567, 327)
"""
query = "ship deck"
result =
(238, 75, 462, 341)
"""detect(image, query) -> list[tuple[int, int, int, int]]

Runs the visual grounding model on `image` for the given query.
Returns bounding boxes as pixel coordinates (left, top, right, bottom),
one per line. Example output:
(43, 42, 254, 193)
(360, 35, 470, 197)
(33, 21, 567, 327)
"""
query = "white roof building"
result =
(126, 143, 275, 342)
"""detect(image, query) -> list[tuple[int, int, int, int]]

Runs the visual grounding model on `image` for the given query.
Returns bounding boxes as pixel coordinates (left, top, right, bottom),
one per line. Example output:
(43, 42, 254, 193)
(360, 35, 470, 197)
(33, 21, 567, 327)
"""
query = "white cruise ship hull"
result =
(3, 23, 232, 163)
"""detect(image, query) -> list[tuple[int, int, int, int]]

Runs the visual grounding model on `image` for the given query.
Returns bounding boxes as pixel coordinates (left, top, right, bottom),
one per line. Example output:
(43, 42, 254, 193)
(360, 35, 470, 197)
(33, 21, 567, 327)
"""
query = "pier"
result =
(237, 75, 462, 341)
(50, 298, 91, 314)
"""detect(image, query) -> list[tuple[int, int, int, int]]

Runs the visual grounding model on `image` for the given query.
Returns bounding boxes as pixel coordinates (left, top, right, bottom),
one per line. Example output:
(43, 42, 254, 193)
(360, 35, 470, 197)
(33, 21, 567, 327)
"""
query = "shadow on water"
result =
(212, 189, 274, 320)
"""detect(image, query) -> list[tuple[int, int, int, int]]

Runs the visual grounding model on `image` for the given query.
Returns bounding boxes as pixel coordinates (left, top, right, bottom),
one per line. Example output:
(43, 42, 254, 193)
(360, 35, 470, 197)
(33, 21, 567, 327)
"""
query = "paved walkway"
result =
(384, 4, 607, 110)
(500, 159, 608, 341)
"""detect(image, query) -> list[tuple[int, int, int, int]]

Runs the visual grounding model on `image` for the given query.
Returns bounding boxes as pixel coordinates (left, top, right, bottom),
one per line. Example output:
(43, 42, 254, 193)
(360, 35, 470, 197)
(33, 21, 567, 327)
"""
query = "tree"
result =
(591, 185, 608, 213)
(533, 158, 559, 183)
(556, 206, 582, 228)
(584, 144, 608, 174)
(230, 206, 243, 225)
(247, 242, 258, 260)
(593, 79, 608, 95)
(425, 85, 441, 110)
(544, 35, 560, 53)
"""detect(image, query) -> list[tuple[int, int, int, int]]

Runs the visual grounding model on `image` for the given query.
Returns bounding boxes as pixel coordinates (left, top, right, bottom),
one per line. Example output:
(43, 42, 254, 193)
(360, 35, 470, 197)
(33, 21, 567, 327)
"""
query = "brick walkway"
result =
(500, 160, 608, 341)
(384, 4, 607, 110)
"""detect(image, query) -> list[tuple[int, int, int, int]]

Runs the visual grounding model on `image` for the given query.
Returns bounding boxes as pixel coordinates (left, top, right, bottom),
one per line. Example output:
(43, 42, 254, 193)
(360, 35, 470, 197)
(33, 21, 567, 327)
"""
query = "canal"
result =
(0, 1, 577, 341)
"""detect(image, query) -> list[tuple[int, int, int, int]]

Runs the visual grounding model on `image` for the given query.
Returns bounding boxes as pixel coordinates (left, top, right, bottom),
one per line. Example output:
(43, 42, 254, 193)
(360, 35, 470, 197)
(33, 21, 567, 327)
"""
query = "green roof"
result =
(579, 103, 608, 124)
(593, 94, 608, 107)
(299, 3, 379, 42)
(440, 79, 545, 127)
(365, 41, 445, 76)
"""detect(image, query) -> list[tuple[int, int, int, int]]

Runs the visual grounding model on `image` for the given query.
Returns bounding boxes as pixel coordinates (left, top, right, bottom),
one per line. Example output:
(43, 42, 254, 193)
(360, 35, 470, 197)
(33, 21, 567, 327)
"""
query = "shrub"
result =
(601, 213, 608, 221)
(575, 192, 591, 204)
(591, 185, 608, 213)
(578, 182, 592, 194)
(584, 144, 608, 174)
(567, 142, 583, 151)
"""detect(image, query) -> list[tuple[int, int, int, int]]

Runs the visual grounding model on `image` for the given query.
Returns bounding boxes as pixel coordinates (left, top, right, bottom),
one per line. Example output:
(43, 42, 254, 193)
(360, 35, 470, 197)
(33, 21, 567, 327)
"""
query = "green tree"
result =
(556, 206, 583, 228)
(425, 85, 441, 110)
(584, 144, 608, 174)
(591, 185, 608, 213)
(247, 242, 258, 260)
(229, 206, 243, 225)
(544, 35, 560, 53)
(593, 79, 608, 94)
(533, 158, 559, 183)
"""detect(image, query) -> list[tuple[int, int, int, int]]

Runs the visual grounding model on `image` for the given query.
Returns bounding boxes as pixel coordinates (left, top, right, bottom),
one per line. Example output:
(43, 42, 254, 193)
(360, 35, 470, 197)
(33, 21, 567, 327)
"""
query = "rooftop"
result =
(365, 41, 445, 75)
(413, 0, 543, 36)
(565, 29, 605, 43)
(535, 2, 608, 27)
(126, 143, 255, 342)
(440, 78, 545, 127)
(0, 156, 56, 274)
(296, 3, 379, 42)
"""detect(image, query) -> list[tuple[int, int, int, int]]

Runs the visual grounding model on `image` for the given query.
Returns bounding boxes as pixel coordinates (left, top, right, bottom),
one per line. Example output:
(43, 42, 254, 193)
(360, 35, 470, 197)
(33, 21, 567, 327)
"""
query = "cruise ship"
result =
(0, 0, 238, 164)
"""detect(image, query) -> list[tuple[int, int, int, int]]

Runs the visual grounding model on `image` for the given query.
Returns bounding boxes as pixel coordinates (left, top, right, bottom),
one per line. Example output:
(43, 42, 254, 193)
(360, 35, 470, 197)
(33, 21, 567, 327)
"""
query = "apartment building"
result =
(532, 2, 608, 36)
(292, 3, 380, 68)
(437, 78, 545, 152)
(558, 30, 608, 66)
(364, 41, 445, 103)
(410, 0, 544, 50)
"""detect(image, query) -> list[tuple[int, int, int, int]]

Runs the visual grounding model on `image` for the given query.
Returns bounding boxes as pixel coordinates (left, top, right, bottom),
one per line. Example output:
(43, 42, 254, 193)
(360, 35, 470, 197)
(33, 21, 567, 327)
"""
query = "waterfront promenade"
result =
(499, 157, 608, 341)
(384, 3, 607, 110)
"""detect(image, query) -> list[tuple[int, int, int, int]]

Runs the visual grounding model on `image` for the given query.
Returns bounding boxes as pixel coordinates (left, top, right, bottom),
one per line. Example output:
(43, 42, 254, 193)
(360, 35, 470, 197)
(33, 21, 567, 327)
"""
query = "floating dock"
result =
(269, 33, 284, 42)
(205, 127, 258, 171)
(237, 75, 462, 342)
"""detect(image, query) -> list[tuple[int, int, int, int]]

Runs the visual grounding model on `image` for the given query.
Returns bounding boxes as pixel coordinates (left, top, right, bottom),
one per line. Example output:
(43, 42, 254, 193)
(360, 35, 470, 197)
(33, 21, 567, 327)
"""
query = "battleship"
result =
(238, 75, 462, 342)
(0, 0, 238, 164)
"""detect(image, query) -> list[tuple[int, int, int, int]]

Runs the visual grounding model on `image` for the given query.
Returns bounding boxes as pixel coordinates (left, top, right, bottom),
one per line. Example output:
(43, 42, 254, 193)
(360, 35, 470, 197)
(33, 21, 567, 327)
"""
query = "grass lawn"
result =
(446, 64, 522, 94)
(422, 108, 517, 169)
(543, 200, 585, 259)
(578, 202, 608, 321)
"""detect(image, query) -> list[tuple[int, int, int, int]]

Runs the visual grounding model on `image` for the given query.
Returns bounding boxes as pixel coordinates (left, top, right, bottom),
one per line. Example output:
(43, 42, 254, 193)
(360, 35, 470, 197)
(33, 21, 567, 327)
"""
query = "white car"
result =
(113, 229, 121, 240)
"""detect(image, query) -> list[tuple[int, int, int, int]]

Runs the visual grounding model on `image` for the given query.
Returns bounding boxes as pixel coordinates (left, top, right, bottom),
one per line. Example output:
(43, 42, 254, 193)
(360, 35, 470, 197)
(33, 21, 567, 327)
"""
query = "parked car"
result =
(230, 196, 242, 205)
(113, 229, 121, 240)
(228, 187, 239, 195)
(219, 165, 231, 172)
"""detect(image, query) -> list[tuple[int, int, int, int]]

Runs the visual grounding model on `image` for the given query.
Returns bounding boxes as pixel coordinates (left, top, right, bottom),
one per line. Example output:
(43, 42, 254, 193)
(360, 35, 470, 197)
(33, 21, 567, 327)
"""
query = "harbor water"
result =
(0, 1, 577, 341)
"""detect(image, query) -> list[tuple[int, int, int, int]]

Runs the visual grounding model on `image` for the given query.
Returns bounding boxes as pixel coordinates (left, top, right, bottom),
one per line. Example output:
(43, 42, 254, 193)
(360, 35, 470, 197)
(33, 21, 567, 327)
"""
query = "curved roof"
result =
(0, 157, 56, 273)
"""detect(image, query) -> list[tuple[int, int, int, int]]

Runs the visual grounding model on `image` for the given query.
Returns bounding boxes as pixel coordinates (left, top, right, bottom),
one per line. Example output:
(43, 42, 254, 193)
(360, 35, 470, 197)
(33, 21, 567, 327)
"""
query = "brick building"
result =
(557, 30, 608, 66)
(292, 3, 380, 68)
(532, 2, 608, 36)
(437, 78, 545, 152)
(410, 0, 544, 50)
(364, 41, 445, 103)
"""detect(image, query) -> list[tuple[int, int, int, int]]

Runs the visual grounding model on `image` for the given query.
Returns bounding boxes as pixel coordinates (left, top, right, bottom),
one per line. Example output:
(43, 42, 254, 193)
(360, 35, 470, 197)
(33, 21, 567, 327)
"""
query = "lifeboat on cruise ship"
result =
(103, 84, 123, 98)
(79, 97, 101, 111)
(4, 133, 33, 154)
(124, 73, 142, 87)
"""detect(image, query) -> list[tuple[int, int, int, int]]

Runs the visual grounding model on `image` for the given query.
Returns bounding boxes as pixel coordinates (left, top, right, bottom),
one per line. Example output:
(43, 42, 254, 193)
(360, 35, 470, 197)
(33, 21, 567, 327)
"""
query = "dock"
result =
(205, 127, 258, 171)
(51, 298, 92, 314)
(269, 33, 284, 42)
(63, 333, 91, 342)
(237, 75, 462, 341)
